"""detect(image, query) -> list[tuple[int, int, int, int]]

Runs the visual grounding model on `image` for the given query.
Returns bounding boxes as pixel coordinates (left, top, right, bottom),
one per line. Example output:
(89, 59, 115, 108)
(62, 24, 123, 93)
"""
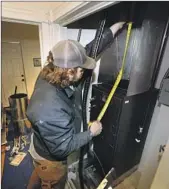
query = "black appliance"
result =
(90, 84, 158, 178)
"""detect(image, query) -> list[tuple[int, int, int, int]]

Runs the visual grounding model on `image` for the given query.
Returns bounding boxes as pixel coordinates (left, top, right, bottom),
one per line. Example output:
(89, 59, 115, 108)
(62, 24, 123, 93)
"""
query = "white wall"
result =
(138, 104, 169, 189)
(67, 29, 79, 41)
(39, 23, 67, 67)
(138, 37, 169, 189)
(150, 137, 169, 189)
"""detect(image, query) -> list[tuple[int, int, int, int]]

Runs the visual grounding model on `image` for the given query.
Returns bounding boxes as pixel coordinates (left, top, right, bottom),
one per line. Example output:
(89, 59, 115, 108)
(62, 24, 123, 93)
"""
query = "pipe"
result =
(82, 19, 106, 131)
(79, 19, 106, 189)
(77, 28, 82, 42)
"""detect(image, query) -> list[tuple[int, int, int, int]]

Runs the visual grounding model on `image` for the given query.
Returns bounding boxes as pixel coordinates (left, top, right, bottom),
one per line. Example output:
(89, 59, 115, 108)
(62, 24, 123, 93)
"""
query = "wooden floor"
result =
(114, 171, 141, 189)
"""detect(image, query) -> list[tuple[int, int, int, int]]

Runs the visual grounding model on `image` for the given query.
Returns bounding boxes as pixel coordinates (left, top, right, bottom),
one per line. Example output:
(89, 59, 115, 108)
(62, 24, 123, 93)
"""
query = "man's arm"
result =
(85, 22, 125, 59)
(35, 108, 101, 159)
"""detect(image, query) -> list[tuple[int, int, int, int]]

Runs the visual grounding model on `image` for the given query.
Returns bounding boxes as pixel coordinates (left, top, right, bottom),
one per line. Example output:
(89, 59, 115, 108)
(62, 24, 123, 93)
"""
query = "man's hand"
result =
(110, 22, 126, 37)
(90, 121, 102, 137)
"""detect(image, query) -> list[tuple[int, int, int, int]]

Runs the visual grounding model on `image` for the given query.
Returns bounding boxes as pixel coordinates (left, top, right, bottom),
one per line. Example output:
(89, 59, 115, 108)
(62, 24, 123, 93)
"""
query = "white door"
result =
(2, 42, 27, 107)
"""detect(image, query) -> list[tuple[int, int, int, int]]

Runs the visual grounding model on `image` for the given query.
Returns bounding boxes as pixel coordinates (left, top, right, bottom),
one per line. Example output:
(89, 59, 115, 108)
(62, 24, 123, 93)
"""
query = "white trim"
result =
(2, 17, 40, 25)
(2, 2, 118, 27)
(50, 2, 87, 23)
(55, 2, 118, 26)
(39, 22, 50, 67)
(2, 2, 90, 24)
(2, 41, 20, 44)
(39, 22, 68, 67)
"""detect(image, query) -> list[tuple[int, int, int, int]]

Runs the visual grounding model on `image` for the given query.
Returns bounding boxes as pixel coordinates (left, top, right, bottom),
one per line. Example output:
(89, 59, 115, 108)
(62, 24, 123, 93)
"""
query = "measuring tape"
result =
(89, 22, 133, 127)
(96, 23, 133, 189)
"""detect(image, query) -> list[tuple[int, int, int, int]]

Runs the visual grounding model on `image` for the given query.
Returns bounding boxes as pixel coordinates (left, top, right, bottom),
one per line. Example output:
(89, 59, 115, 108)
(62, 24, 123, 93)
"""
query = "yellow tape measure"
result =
(89, 23, 133, 127)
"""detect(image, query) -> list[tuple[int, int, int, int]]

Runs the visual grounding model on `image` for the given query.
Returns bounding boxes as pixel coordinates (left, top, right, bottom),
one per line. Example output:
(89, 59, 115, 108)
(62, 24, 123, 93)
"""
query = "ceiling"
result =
(2, 2, 64, 12)
(2, 2, 85, 23)
(2, 1, 116, 25)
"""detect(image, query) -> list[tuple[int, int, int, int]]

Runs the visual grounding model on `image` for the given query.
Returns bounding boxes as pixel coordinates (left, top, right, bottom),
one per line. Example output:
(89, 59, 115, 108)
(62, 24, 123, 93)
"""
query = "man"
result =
(27, 22, 125, 189)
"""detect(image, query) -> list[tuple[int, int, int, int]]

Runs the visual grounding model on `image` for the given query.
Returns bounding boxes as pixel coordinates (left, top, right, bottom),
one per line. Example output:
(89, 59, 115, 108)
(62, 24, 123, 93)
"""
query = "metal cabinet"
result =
(90, 84, 158, 178)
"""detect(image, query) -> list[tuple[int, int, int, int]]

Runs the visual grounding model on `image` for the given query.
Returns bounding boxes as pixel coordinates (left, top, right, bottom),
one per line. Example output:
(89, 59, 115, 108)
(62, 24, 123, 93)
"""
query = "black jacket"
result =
(26, 28, 114, 161)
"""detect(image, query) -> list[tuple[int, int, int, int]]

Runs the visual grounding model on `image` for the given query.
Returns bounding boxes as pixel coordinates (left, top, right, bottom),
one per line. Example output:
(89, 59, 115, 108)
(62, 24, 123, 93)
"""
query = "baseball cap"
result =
(51, 40, 96, 69)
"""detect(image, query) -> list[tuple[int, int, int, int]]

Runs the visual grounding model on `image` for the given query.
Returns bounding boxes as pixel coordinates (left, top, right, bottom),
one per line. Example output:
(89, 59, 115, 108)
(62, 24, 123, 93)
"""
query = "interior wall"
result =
(150, 137, 169, 189)
(138, 104, 169, 189)
(2, 21, 41, 99)
(138, 36, 169, 189)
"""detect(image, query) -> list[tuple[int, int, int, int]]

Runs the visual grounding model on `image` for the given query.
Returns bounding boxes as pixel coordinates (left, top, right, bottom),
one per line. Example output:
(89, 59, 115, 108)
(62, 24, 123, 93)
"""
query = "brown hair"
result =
(40, 51, 77, 87)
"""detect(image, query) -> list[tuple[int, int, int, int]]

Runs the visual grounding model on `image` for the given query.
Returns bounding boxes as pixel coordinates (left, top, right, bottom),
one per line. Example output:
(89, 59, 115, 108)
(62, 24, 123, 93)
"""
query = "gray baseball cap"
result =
(51, 39, 96, 69)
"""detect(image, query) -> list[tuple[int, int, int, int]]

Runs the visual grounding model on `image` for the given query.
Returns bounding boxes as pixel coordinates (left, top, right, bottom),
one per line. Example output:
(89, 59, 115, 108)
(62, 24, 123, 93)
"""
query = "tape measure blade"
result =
(89, 23, 132, 125)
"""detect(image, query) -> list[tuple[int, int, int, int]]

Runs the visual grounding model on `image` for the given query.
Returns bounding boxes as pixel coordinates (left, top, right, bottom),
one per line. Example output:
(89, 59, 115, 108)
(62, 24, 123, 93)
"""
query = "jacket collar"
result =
(56, 84, 75, 98)
(38, 77, 75, 99)
(63, 86, 75, 98)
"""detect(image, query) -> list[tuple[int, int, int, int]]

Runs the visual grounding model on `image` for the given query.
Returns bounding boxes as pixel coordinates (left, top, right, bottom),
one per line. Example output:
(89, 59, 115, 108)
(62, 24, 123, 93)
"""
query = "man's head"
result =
(40, 40, 96, 87)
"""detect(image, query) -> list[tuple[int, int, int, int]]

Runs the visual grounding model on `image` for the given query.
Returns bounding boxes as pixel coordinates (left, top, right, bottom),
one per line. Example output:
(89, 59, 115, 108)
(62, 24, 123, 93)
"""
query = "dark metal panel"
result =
(90, 85, 124, 176)
(90, 85, 158, 178)
(98, 2, 169, 95)
(127, 2, 169, 95)
(73, 2, 169, 95)
(98, 29, 131, 85)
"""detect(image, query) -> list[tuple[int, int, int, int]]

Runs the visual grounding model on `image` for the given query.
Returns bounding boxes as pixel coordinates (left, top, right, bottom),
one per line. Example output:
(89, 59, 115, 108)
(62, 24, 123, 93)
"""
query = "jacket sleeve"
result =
(35, 108, 92, 159)
(85, 28, 114, 59)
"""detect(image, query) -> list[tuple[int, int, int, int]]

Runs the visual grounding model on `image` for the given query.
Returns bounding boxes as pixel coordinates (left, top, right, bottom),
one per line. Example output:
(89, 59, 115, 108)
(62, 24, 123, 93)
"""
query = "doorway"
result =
(2, 41, 27, 107)
(2, 21, 42, 105)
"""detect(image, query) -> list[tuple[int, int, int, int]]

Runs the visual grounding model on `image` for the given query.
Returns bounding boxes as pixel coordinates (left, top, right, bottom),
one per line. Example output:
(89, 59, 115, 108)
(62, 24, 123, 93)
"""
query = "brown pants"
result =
(27, 158, 67, 189)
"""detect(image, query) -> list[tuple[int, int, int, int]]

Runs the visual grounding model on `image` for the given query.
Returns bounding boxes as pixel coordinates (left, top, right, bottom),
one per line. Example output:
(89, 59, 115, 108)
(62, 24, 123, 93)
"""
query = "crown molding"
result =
(2, 2, 88, 23)
(54, 1, 118, 26)
(2, 2, 118, 26)
(50, 2, 87, 22)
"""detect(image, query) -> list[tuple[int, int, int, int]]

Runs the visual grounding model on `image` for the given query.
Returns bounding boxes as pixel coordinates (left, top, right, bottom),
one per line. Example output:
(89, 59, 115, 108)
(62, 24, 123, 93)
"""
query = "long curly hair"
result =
(40, 51, 77, 88)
